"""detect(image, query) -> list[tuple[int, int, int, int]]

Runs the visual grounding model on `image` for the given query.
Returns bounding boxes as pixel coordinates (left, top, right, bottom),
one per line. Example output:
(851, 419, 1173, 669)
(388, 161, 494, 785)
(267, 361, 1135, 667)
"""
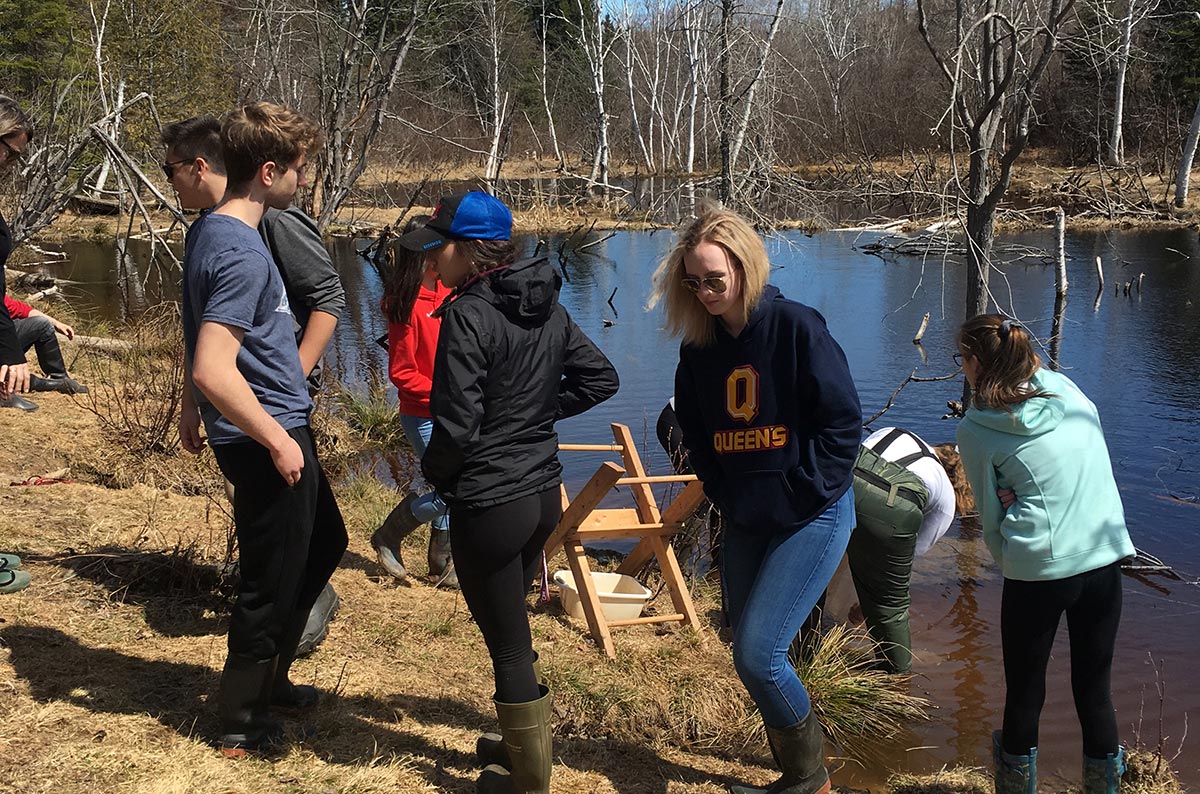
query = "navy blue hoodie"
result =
(673, 285, 861, 533)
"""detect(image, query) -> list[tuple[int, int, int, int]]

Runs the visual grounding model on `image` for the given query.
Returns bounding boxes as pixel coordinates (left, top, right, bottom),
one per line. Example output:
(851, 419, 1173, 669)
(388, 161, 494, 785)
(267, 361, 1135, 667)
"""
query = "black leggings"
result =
(1000, 561, 1122, 758)
(450, 487, 561, 704)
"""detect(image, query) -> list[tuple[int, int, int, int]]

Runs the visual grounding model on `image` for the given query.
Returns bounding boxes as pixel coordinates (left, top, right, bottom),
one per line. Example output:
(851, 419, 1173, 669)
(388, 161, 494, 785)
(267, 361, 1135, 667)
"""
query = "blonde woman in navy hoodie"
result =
(652, 210, 861, 794)
(956, 315, 1133, 794)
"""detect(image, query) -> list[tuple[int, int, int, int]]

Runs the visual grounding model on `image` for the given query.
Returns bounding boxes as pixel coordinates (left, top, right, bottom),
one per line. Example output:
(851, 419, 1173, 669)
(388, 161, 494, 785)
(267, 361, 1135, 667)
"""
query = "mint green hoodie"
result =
(956, 368, 1134, 582)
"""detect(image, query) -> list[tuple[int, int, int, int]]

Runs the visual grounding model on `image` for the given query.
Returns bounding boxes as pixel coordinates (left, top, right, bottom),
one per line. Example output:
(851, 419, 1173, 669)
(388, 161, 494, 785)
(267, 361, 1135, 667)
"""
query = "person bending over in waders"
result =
(651, 209, 861, 794)
(844, 426, 957, 673)
(397, 192, 618, 794)
(179, 103, 347, 756)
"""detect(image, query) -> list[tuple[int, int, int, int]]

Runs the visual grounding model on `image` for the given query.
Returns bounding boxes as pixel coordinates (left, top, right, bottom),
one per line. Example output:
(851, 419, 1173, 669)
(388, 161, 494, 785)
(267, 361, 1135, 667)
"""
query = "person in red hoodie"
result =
(2, 296, 88, 395)
(372, 215, 458, 588)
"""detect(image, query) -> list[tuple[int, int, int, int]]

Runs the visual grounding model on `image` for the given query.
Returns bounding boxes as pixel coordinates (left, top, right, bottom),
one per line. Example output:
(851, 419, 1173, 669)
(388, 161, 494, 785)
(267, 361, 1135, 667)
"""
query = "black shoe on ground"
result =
(30, 374, 88, 394)
(0, 394, 38, 411)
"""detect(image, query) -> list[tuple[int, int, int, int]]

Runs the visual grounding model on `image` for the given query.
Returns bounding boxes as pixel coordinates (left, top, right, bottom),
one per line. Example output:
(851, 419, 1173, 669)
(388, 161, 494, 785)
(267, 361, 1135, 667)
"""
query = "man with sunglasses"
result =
(161, 115, 345, 394)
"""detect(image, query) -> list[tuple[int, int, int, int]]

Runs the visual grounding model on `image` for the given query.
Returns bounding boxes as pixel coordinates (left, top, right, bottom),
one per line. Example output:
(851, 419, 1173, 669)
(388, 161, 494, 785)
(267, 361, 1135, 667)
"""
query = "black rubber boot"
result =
(270, 610, 320, 710)
(296, 583, 340, 657)
(217, 656, 283, 757)
(729, 711, 830, 794)
(29, 374, 88, 394)
(477, 685, 552, 794)
(0, 394, 38, 411)
(371, 493, 422, 581)
(428, 529, 459, 589)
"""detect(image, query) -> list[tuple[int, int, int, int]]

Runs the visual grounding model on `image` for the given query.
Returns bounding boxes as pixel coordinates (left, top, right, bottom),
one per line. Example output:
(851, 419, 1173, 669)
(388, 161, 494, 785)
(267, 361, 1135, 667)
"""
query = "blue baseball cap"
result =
(397, 191, 513, 252)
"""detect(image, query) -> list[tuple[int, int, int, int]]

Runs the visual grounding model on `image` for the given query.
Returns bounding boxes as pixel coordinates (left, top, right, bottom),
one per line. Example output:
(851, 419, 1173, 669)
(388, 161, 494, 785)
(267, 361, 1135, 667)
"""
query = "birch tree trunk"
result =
(1105, 4, 1133, 166)
(1174, 94, 1200, 208)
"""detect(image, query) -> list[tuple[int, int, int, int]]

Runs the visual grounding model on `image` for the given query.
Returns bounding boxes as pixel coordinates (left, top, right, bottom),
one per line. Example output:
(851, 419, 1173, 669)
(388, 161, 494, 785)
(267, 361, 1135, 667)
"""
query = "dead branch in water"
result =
(863, 367, 961, 428)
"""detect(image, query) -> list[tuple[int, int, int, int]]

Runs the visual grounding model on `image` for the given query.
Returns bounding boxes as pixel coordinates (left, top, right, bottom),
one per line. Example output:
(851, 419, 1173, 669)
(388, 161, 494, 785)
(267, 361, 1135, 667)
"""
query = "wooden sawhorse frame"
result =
(544, 423, 707, 657)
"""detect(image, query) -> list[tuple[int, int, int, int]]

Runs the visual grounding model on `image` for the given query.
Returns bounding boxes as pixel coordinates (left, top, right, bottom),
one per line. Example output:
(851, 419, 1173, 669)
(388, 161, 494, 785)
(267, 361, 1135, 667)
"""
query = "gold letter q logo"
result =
(725, 366, 759, 423)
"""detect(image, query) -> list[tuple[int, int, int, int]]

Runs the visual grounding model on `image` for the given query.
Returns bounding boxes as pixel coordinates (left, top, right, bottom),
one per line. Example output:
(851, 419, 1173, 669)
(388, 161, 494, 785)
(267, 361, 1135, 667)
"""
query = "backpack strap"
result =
(871, 428, 909, 457)
(876, 427, 939, 468)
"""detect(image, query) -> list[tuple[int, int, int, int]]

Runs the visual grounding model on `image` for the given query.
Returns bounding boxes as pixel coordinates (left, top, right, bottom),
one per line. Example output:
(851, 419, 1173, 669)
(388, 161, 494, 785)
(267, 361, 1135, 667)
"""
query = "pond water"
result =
(43, 226, 1200, 787)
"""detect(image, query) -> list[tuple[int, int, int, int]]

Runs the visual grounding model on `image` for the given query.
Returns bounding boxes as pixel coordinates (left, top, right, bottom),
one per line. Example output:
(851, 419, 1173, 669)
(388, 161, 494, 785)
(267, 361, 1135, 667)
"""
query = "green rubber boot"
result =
(477, 653, 543, 768)
(993, 731, 1037, 794)
(1083, 746, 1125, 794)
(476, 685, 552, 794)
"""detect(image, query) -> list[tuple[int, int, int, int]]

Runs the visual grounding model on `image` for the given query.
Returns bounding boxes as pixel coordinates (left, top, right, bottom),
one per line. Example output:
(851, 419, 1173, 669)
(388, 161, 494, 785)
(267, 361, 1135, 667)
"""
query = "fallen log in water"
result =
(71, 335, 134, 354)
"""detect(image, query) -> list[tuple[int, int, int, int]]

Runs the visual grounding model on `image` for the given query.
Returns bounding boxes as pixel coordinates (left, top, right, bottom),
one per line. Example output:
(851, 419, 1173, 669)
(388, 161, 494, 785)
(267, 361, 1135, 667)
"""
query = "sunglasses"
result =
(1, 136, 26, 164)
(681, 275, 728, 294)
(161, 157, 196, 180)
(952, 353, 964, 367)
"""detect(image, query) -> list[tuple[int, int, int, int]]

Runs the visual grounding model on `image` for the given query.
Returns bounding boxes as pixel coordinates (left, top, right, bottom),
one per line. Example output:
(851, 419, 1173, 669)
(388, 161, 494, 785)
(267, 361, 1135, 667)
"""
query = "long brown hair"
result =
(457, 238, 518, 275)
(381, 214, 432, 325)
(957, 314, 1052, 412)
(933, 443, 975, 516)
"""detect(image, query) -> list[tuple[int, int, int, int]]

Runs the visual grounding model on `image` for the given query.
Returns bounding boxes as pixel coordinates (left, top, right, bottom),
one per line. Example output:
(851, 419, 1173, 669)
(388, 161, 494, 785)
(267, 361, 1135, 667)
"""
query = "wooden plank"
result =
(615, 475, 698, 485)
(607, 614, 686, 627)
(577, 508, 642, 530)
(659, 480, 706, 526)
(612, 423, 661, 525)
(615, 539, 655, 576)
(560, 443, 624, 452)
(543, 462, 624, 560)
(648, 534, 701, 630)
(564, 540, 615, 658)
(574, 525, 678, 539)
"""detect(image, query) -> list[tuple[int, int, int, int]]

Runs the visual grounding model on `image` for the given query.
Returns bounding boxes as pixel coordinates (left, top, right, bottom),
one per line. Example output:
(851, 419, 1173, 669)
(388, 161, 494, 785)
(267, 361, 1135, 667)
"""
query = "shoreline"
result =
(8, 158, 1197, 246)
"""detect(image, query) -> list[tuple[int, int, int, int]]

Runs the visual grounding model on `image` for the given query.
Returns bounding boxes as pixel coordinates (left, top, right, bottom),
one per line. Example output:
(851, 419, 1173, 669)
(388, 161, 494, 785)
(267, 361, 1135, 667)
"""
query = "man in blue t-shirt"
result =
(180, 102, 347, 757)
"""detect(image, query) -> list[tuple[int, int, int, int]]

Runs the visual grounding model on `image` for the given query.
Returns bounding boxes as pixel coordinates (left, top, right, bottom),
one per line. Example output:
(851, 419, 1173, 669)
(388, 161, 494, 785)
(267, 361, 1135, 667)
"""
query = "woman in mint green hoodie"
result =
(955, 314, 1134, 794)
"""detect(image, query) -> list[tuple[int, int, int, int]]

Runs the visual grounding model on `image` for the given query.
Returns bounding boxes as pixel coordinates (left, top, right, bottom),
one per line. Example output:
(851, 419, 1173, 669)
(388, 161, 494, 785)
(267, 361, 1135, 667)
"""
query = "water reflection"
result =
(38, 226, 1200, 786)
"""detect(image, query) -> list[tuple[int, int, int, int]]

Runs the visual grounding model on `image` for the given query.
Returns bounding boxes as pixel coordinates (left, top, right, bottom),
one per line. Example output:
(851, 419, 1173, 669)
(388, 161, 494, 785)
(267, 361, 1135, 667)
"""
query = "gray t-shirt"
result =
(259, 206, 345, 393)
(183, 211, 312, 445)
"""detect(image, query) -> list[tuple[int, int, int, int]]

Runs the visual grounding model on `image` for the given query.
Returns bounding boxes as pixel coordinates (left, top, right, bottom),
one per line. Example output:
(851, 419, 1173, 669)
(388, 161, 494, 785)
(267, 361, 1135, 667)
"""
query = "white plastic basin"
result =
(552, 569, 652, 622)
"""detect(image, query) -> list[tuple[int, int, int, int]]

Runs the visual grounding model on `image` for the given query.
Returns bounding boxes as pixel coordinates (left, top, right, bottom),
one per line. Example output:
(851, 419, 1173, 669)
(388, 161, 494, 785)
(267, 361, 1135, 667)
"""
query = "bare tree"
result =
(311, 0, 423, 231)
(917, 0, 1076, 321)
(1174, 93, 1200, 207)
(717, 0, 787, 203)
(572, 0, 615, 186)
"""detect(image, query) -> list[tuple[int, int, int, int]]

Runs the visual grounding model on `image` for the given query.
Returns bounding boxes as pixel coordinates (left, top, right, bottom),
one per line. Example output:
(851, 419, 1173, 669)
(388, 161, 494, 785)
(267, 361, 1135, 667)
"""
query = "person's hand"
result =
(0, 362, 31, 397)
(270, 434, 305, 486)
(179, 408, 206, 454)
(50, 319, 75, 340)
(997, 487, 1016, 510)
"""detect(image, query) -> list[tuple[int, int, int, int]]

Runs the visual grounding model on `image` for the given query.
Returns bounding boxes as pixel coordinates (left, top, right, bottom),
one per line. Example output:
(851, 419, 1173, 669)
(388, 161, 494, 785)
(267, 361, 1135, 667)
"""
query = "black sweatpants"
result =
(450, 487, 561, 705)
(213, 425, 347, 662)
(1000, 561, 1123, 758)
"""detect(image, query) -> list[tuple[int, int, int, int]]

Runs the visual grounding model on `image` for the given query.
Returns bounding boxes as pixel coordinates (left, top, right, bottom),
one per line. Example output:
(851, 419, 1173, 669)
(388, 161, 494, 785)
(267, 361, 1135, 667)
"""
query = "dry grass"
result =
(1122, 747, 1186, 794)
(888, 766, 992, 794)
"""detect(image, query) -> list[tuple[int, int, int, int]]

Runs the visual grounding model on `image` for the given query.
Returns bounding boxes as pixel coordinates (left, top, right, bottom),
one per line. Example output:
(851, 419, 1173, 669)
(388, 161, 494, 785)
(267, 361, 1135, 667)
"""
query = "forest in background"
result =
(3, 0, 1200, 241)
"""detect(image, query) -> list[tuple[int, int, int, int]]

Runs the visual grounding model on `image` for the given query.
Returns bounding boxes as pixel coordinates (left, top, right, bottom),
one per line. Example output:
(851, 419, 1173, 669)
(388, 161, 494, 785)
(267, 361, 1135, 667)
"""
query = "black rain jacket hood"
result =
(422, 255, 619, 508)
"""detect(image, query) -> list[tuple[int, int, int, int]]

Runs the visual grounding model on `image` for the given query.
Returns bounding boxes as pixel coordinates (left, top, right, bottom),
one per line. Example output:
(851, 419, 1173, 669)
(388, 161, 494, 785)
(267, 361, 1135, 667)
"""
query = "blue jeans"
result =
(399, 414, 449, 532)
(721, 487, 855, 727)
